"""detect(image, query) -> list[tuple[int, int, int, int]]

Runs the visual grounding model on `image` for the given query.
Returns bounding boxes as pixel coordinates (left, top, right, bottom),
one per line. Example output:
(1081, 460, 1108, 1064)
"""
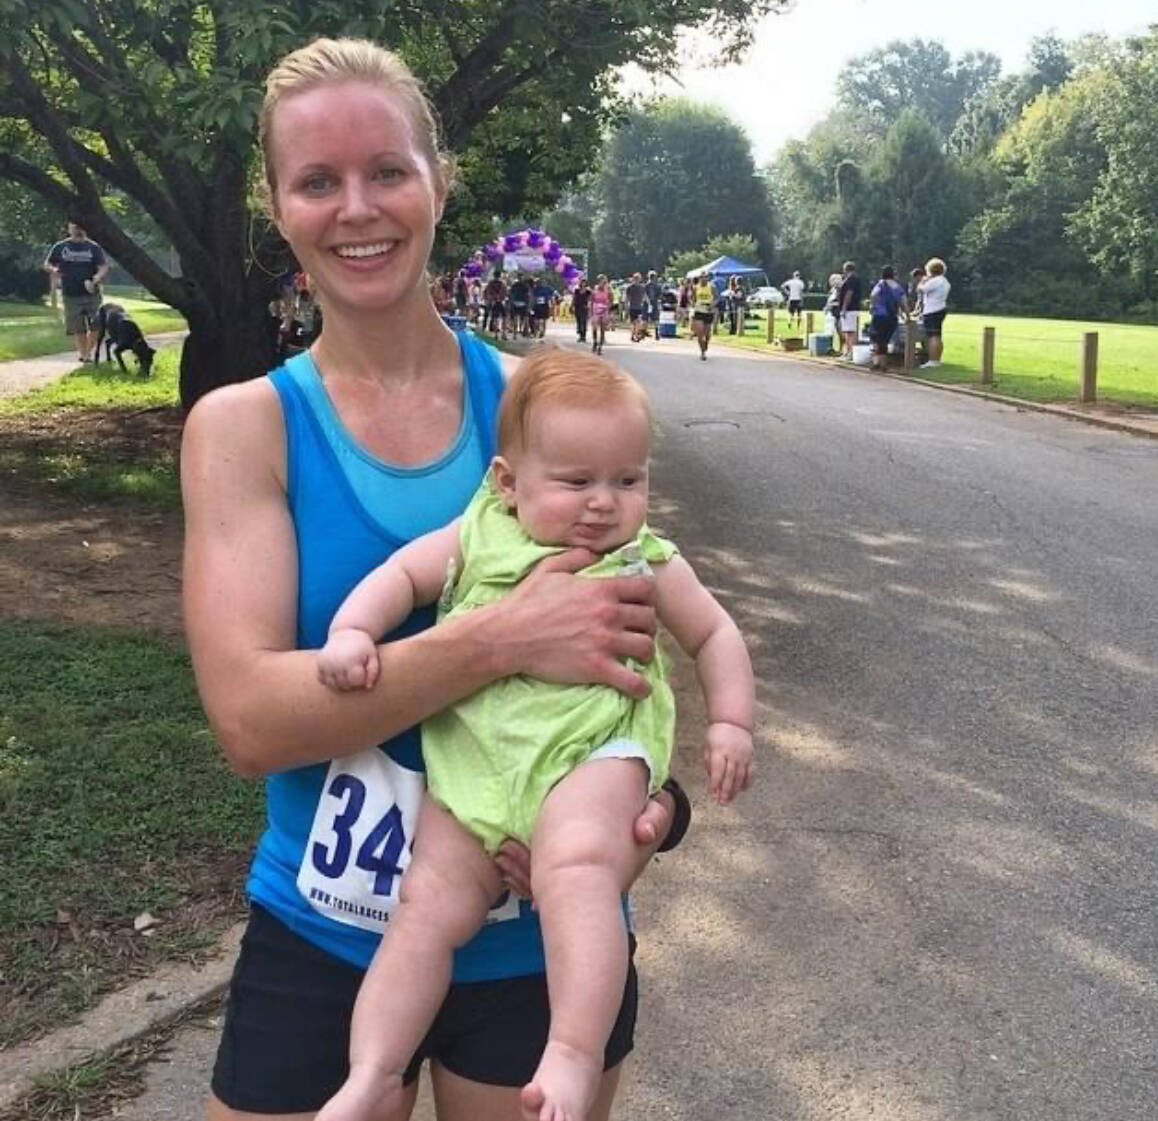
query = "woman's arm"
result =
(182, 383, 658, 778)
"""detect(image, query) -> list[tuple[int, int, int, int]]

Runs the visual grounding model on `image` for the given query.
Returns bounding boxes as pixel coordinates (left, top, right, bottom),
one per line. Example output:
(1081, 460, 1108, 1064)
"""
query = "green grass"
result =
(904, 313, 1158, 408)
(0, 348, 183, 507)
(1, 338, 180, 413)
(0, 620, 263, 1046)
(717, 311, 1158, 408)
(0, 297, 185, 361)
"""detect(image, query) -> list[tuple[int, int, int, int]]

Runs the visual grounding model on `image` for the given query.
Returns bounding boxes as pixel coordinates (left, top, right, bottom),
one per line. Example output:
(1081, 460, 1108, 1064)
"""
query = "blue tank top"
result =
(246, 330, 548, 980)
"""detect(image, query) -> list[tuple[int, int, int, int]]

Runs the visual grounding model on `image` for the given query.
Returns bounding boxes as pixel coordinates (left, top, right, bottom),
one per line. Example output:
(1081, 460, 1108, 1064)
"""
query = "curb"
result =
(0, 921, 243, 1114)
(715, 341, 1158, 441)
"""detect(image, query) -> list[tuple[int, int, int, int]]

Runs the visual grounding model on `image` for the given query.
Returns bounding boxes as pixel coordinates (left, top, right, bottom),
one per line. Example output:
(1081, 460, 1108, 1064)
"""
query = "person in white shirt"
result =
(781, 271, 806, 328)
(917, 257, 951, 369)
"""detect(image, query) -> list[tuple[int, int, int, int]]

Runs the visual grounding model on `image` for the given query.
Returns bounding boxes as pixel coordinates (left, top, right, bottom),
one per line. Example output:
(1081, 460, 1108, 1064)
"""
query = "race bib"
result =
(297, 746, 521, 933)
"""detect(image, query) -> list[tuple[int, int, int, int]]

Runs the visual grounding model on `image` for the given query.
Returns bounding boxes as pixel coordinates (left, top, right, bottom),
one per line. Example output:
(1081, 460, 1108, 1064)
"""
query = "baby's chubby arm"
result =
(318, 520, 463, 692)
(653, 556, 755, 804)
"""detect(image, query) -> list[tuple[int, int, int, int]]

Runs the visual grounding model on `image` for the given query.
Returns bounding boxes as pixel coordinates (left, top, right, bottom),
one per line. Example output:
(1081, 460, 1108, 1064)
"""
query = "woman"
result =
(182, 38, 683, 1121)
(867, 266, 909, 371)
(690, 274, 716, 360)
(726, 276, 746, 336)
(823, 272, 843, 354)
(918, 257, 951, 369)
(589, 274, 612, 354)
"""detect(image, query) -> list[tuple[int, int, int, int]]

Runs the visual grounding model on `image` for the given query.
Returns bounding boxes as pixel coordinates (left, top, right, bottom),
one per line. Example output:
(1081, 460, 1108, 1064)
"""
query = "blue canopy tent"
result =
(686, 255, 767, 283)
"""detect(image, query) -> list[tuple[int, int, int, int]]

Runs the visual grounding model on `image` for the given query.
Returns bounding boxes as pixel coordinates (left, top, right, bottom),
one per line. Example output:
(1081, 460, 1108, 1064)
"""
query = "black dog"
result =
(94, 303, 156, 375)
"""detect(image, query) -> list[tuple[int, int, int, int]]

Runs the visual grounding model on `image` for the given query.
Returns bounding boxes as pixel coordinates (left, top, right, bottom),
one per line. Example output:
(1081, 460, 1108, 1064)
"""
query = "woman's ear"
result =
(491, 456, 518, 508)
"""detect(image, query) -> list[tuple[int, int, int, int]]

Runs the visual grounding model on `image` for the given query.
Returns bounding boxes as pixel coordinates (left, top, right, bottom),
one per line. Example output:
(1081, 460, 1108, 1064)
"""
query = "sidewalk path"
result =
(0, 332, 186, 399)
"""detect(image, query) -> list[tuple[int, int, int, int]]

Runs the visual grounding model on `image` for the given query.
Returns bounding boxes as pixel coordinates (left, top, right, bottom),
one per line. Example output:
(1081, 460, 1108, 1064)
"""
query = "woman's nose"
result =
(338, 176, 379, 222)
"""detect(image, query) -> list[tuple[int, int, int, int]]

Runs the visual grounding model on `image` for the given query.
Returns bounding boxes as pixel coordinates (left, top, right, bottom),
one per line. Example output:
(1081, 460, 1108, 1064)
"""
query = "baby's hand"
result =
(704, 722, 754, 804)
(317, 628, 380, 691)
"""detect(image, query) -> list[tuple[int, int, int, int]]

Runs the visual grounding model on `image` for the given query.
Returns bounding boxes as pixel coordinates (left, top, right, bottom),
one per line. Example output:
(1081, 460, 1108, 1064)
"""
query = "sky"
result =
(621, 0, 1156, 166)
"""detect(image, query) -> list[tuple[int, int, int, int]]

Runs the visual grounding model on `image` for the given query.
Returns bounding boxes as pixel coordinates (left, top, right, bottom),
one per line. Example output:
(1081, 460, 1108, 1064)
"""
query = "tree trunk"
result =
(178, 289, 279, 411)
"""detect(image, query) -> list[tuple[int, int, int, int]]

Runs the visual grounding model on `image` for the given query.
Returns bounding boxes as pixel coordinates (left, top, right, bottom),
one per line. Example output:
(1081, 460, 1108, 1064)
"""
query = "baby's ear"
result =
(490, 456, 518, 508)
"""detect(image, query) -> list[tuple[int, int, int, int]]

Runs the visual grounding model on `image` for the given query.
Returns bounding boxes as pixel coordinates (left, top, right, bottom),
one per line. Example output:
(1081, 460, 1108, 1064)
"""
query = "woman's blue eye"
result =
(375, 166, 403, 182)
(302, 175, 333, 193)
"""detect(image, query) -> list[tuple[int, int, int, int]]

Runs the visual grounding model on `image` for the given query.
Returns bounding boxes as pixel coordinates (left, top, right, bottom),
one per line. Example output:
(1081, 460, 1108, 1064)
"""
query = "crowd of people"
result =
(820, 258, 951, 369)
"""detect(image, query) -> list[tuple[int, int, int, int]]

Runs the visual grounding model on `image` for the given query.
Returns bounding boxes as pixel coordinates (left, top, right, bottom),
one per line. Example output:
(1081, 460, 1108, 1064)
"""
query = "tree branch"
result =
(50, 23, 210, 231)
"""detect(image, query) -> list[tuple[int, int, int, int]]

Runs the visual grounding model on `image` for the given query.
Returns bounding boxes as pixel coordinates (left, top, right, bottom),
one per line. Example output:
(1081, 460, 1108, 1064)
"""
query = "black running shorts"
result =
(210, 905, 638, 1114)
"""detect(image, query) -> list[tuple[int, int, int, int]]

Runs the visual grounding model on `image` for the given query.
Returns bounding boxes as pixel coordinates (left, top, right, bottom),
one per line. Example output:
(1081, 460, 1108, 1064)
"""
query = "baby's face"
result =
(496, 400, 651, 554)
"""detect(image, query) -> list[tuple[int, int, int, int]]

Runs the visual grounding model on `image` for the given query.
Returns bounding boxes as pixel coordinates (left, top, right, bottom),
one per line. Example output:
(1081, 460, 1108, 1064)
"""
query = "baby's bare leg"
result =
(318, 795, 501, 1121)
(521, 758, 649, 1121)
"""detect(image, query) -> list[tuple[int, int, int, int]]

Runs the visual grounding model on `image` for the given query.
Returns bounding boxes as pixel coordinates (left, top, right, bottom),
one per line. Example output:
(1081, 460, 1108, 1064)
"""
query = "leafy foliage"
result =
(774, 30, 1158, 321)
(592, 100, 773, 278)
(666, 234, 760, 280)
(0, 0, 793, 405)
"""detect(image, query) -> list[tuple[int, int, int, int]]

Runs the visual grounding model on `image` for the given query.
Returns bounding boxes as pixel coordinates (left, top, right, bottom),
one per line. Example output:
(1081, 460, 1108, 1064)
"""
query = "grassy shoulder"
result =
(0, 619, 263, 1048)
(715, 311, 1158, 409)
(0, 348, 183, 508)
(0, 297, 185, 362)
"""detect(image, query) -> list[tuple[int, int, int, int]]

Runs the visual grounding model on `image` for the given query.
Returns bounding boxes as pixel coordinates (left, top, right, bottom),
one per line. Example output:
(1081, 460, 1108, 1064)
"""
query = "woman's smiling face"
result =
(269, 80, 444, 317)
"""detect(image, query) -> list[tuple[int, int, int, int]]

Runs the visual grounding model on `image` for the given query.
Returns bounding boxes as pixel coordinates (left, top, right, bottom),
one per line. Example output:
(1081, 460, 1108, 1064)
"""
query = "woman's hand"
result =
(490, 549, 658, 697)
(494, 786, 679, 900)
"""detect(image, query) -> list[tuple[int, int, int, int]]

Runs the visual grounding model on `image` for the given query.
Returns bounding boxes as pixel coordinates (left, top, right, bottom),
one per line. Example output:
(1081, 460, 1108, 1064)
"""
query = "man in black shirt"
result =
(571, 279, 591, 342)
(625, 272, 647, 342)
(508, 275, 530, 337)
(644, 270, 663, 340)
(837, 260, 863, 360)
(44, 221, 110, 363)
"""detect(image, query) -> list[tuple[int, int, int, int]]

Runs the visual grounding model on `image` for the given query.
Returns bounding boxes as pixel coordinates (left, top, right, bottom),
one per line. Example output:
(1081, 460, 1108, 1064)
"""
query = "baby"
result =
(316, 348, 755, 1121)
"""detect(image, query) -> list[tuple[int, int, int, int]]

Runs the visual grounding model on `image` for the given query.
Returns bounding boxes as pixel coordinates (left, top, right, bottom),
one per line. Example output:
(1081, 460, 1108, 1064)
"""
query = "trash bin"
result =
(659, 310, 677, 338)
(809, 333, 832, 357)
(852, 343, 873, 365)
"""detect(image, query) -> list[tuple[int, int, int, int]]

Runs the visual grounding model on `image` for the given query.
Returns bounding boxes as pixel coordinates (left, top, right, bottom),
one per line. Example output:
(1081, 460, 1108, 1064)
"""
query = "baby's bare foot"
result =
(520, 1040, 602, 1121)
(316, 1066, 407, 1121)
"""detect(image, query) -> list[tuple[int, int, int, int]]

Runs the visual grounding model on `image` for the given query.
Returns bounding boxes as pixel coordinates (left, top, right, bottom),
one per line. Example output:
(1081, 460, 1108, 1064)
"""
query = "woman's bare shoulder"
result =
(182, 377, 285, 478)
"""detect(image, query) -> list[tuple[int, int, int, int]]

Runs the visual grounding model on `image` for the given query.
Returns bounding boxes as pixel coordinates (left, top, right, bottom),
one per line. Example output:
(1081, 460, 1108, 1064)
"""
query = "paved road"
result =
(121, 324, 1158, 1119)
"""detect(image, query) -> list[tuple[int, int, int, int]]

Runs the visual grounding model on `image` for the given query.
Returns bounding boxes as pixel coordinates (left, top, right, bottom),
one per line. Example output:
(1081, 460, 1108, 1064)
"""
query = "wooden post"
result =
(806, 311, 814, 347)
(766, 307, 775, 344)
(981, 327, 995, 385)
(904, 322, 916, 372)
(1080, 332, 1098, 403)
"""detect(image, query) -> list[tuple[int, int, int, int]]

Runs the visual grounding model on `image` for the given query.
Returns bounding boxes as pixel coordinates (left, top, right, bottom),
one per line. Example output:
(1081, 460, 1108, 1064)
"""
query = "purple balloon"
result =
(484, 242, 503, 261)
(526, 228, 545, 249)
(503, 234, 522, 253)
(544, 243, 563, 263)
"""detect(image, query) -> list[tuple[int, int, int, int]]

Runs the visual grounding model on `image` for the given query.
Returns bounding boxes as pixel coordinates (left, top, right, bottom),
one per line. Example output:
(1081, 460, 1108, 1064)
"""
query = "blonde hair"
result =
(498, 349, 652, 455)
(925, 257, 946, 276)
(259, 37, 454, 210)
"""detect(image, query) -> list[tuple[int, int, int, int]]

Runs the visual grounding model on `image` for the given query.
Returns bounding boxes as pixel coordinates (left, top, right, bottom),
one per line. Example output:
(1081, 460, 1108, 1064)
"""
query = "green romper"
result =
(423, 480, 677, 852)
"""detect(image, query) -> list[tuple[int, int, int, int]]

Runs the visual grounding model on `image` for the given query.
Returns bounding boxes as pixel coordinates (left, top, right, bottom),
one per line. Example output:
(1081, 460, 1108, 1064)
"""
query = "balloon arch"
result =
(458, 228, 584, 288)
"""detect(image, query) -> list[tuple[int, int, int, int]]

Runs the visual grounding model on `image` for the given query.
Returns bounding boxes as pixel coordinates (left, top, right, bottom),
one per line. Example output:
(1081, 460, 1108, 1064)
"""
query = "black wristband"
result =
(656, 776, 691, 853)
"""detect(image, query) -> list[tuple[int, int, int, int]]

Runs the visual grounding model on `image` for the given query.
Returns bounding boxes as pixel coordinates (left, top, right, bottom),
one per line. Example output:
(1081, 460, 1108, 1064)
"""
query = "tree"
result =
(0, 0, 794, 407)
(859, 112, 968, 278)
(593, 99, 773, 278)
(951, 34, 1074, 158)
(836, 39, 1001, 141)
(1070, 30, 1158, 303)
(953, 70, 1112, 316)
(666, 233, 760, 279)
